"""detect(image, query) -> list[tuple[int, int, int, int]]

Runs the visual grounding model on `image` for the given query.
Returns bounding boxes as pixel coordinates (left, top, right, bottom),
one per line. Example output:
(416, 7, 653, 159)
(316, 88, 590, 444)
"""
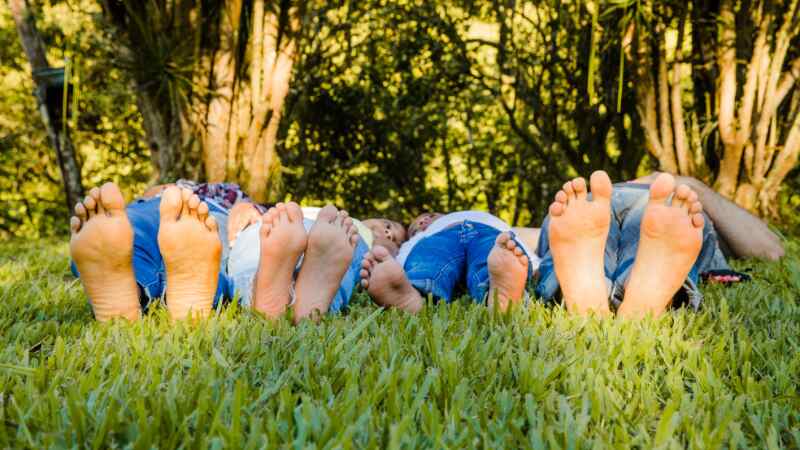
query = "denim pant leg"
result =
(404, 226, 467, 303)
(610, 188, 721, 310)
(329, 238, 369, 313)
(534, 204, 619, 303)
(207, 206, 235, 308)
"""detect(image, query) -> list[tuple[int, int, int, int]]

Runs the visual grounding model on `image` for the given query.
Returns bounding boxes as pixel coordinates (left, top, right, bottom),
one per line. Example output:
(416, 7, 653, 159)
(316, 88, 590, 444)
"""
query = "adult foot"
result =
(293, 205, 358, 322)
(360, 245, 423, 314)
(70, 183, 141, 322)
(158, 187, 221, 321)
(548, 171, 613, 316)
(487, 232, 529, 311)
(252, 202, 307, 319)
(617, 173, 704, 319)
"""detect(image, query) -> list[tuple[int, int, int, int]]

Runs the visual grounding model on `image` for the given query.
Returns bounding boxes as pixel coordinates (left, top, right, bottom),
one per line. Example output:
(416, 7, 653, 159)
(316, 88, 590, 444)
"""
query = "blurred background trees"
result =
(2, 0, 800, 237)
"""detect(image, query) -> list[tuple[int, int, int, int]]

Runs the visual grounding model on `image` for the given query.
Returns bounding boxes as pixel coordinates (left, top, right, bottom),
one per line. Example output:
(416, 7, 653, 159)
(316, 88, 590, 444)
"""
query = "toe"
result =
(99, 183, 126, 215)
(74, 202, 87, 223)
(689, 201, 703, 215)
(549, 202, 565, 217)
(159, 186, 183, 222)
(495, 232, 511, 247)
(649, 173, 675, 203)
(317, 204, 338, 223)
(555, 190, 568, 204)
(89, 187, 104, 215)
(349, 232, 360, 247)
(83, 194, 98, 218)
(572, 177, 588, 200)
(589, 170, 613, 201)
(205, 215, 218, 233)
(178, 188, 192, 218)
(372, 245, 390, 261)
(691, 213, 705, 228)
(505, 239, 517, 251)
(514, 247, 524, 257)
(285, 202, 303, 222)
(197, 202, 209, 222)
(562, 181, 576, 202)
(519, 253, 529, 266)
(188, 194, 201, 217)
(673, 184, 692, 210)
(69, 216, 81, 235)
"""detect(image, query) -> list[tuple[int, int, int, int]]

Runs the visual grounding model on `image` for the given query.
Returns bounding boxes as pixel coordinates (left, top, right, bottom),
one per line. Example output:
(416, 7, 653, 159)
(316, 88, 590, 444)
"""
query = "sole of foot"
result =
(487, 232, 529, 311)
(252, 202, 308, 319)
(157, 187, 221, 321)
(293, 205, 359, 323)
(360, 245, 423, 314)
(617, 173, 704, 319)
(70, 183, 141, 322)
(548, 171, 613, 316)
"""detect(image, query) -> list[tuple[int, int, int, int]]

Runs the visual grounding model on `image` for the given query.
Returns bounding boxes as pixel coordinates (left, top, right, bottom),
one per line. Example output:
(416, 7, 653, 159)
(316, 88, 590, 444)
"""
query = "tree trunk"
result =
(629, 0, 800, 218)
(102, 0, 300, 202)
(8, 0, 84, 212)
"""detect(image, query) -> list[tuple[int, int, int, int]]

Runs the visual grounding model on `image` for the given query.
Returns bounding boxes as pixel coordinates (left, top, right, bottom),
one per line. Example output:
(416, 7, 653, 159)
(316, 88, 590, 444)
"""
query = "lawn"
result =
(0, 239, 798, 448)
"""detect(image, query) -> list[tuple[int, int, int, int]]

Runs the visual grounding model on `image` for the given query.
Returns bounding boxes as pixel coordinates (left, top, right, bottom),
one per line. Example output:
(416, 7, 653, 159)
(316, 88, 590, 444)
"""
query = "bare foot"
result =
(487, 232, 529, 311)
(293, 205, 359, 322)
(70, 183, 141, 322)
(157, 187, 221, 321)
(548, 171, 613, 316)
(252, 202, 307, 319)
(617, 174, 704, 319)
(360, 245, 423, 314)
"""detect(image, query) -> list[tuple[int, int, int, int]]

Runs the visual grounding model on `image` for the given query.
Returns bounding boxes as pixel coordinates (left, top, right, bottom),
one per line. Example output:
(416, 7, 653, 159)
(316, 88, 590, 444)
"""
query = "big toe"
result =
(372, 245, 391, 261)
(589, 170, 612, 200)
(318, 204, 339, 223)
(160, 186, 183, 222)
(649, 173, 676, 203)
(286, 202, 304, 222)
(99, 183, 126, 214)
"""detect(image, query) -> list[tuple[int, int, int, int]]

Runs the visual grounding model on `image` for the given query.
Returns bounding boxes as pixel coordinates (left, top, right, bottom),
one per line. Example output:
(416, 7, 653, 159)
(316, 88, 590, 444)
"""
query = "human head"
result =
(407, 212, 444, 238)
(362, 218, 407, 255)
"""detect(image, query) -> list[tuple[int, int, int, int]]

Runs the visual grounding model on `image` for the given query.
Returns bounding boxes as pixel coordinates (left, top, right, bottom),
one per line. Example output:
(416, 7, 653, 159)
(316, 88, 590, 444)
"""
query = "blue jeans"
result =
(70, 197, 235, 311)
(403, 221, 533, 303)
(535, 183, 731, 309)
(228, 220, 369, 313)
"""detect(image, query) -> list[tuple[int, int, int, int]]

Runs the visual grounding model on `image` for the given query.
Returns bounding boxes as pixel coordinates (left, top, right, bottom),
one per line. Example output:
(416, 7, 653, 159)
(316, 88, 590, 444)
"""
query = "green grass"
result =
(1, 240, 799, 449)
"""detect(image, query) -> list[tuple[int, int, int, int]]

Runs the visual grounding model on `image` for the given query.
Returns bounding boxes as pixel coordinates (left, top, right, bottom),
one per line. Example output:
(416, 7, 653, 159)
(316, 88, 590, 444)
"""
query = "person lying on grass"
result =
(69, 182, 405, 323)
(536, 171, 783, 318)
(225, 204, 406, 321)
(142, 181, 407, 320)
(359, 171, 784, 317)
(359, 210, 539, 313)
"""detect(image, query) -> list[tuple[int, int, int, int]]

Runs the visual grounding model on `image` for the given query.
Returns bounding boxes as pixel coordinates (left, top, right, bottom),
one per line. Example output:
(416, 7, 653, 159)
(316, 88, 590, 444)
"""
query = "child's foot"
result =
(487, 232, 529, 311)
(617, 174, 704, 318)
(158, 187, 222, 321)
(548, 171, 613, 316)
(360, 245, 423, 314)
(70, 183, 141, 321)
(294, 205, 359, 322)
(252, 202, 307, 319)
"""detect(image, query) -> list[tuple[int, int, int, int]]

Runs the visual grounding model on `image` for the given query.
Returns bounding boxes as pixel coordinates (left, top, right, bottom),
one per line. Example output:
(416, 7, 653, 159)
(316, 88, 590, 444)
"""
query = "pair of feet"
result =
(251, 203, 359, 322)
(70, 183, 358, 322)
(359, 232, 531, 313)
(548, 171, 704, 318)
(70, 183, 222, 321)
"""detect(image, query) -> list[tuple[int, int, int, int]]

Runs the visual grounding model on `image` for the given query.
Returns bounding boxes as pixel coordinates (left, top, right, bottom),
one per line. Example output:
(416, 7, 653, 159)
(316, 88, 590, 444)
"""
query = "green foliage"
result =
(1, 239, 798, 447)
(0, 1, 151, 238)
